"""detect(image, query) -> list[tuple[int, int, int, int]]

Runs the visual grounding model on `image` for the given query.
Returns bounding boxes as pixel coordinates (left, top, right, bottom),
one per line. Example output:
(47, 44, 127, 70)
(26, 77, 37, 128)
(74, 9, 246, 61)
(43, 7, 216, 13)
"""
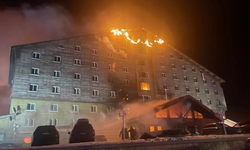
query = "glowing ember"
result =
(110, 29, 164, 47)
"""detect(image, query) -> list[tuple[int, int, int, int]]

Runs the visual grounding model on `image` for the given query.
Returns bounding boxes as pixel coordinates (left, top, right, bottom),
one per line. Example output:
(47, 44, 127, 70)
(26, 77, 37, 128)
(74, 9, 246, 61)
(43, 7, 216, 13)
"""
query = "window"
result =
(175, 85, 179, 91)
(161, 73, 166, 78)
(205, 89, 209, 94)
(163, 84, 168, 89)
(50, 104, 58, 112)
(54, 56, 61, 62)
(74, 59, 81, 65)
(216, 100, 221, 105)
(92, 90, 99, 96)
(157, 126, 162, 131)
(138, 60, 146, 66)
(193, 77, 198, 82)
(33, 52, 41, 59)
(72, 105, 78, 112)
(74, 73, 81, 79)
(214, 90, 219, 95)
(91, 105, 97, 113)
(109, 64, 114, 70)
(179, 56, 183, 60)
(150, 126, 155, 132)
(123, 67, 128, 73)
(53, 70, 61, 77)
(207, 100, 212, 105)
(203, 79, 207, 83)
(25, 118, 34, 127)
(108, 52, 113, 58)
(171, 64, 176, 69)
(27, 103, 35, 111)
(75, 45, 81, 51)
(92, 75, 99, 82)
(170, 54, 174, 58)
(142, 95, 151, 102)
(192, 67, 196, 72)
(182, 66, 186, 71)
(74, 88, 81, 95)
(212, 80, 216, 86)
(195, 88, 200, 93)
(108, 106, 115, 113)
(124, 79, 129, 85)
(184, 76, 188, 81)
(186, 86, 190, 92)
(49, 119, 58, 126)
(29, 84, 38, 92)
(109, 77, 114, 83)
(31, 68, 39, 75)
(110, 91, 116, 98)
(92, 49, 98, 55)
(52, 86, 60, 94)
(198, 99, 202, 103)
(173, 74, 178, 80)
(139, 72, 149, 78)
(160, 62, 165, 67)
(92, 62, 98, 68)
(140, 82, 150, 90)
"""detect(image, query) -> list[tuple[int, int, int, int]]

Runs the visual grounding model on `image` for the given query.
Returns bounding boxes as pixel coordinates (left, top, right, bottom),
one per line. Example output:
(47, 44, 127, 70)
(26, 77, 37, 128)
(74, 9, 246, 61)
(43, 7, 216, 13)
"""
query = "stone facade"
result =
(7, 34, 226, 135)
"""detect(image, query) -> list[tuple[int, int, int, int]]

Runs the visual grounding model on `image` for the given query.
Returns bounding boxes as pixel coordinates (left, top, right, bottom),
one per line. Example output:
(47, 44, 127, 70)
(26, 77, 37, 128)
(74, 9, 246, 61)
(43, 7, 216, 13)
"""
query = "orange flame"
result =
(110, 29, 164, 47)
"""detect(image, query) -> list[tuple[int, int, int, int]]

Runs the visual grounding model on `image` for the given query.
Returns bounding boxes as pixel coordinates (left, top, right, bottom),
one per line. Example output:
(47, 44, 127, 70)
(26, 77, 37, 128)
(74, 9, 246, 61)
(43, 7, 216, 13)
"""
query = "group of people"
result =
(119, 126, 138, 140)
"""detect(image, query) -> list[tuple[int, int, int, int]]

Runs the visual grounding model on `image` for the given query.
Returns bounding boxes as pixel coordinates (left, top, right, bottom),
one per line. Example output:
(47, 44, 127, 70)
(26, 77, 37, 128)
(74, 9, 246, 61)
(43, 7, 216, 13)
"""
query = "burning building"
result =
(5, 28, 226, 142)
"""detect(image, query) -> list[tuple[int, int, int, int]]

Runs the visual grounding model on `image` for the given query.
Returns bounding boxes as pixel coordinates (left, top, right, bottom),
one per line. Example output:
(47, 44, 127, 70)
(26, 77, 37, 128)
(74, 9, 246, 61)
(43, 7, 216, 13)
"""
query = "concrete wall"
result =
(15, 135, 248, 150)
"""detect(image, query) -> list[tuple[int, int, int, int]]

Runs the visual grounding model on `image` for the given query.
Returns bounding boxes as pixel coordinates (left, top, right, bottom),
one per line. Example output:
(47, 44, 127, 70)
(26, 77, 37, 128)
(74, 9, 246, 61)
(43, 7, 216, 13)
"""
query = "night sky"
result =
(0, 0, 249, 121)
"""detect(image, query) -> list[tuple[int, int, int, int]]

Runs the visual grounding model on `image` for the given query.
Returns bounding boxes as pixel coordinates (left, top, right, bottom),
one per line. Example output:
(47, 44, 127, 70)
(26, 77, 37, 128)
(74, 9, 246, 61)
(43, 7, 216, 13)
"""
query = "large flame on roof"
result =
(110, 29, 164, 48)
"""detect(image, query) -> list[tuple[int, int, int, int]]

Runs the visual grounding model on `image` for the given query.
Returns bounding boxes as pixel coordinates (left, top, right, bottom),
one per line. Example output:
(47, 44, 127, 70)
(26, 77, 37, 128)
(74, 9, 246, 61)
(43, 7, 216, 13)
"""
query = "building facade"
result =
(7, 32, 226, 137)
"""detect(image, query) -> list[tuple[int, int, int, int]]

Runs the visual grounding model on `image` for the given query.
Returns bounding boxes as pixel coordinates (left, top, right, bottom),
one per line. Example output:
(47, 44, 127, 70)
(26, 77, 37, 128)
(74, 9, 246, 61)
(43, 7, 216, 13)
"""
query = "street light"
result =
(118, 108, 129, 140)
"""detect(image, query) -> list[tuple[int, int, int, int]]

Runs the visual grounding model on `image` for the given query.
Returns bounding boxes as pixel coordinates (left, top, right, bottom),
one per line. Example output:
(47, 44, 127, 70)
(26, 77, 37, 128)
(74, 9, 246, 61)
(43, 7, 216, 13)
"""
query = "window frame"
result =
(123, 79, 129, 85)
(74, 59, 81, 65)
(52, 86, 60, 94)
(27, 103, 36, 111)
(32, 52, 41, 59)
(24, 118, 35, 127)
(91, 105, 97, 113)
(92, 75, 99, 82)
(54, 55, 61, 63)
(123, 67, 129, 73)
(161, 73, 166, 78)
(92, 90, 99, 97)
(29, 84, 38, 92)
(75, 45, 81, 51)
(74, 73, 81, 80)
(50, 104, 58, 112)
(142, 95, 151, 102)
(92, 62, 98, 68)
(72, 105, 79, 112)
(74, 88, 81, 95)
(53, 70, 61, 77)
(140, 82, 150, 90)
(31, 67, 39, 76)
(91, 49, 98, 55)
(109, 91, 116, 98)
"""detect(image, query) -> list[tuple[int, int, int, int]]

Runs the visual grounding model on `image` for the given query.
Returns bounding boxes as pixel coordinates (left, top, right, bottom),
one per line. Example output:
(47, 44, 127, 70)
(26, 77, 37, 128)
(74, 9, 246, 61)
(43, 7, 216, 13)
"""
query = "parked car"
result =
(158, 129, 190, 137)
(202, 123, 241, 135)
(69, 118, 95, 143)
(0, 143, 21, 149)
(31, 125, 59, 146)
(245, 138, 250, 150)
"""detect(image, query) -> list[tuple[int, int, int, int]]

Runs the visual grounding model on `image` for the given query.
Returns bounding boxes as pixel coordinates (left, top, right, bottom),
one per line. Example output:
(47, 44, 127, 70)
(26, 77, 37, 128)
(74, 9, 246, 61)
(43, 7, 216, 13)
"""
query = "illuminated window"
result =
(74, 59, 81, 65)
(92, 75, 99, 82)
(150, 126, 155, 132)
(52, 86, 60, 94)
(54, 55, 61, 62)
(75, 45, 81, 51)
(157, 126, 162, 131)
(74, 73, 81, 79)
(194, 111, 203, 118)
(140, 82, 150, 90)
(31, 67, 39, 75)
(92, 49, 98, 55)
(139, 72, 149, 78)
(74, 88, 81, 95)
(33, 52, 41, 59)
(109, 91, 116, 98)
(92, 62, 98, 68)
(91, 105, 97, 113)
(50, 104, 58, 112)
(142, 95, 151, 102)
(53, 70, 61, 77)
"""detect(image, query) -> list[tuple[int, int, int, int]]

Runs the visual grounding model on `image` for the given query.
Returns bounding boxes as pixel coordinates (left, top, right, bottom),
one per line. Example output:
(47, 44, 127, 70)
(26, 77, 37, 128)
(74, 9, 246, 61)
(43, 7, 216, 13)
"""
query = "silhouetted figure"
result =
(128, 126, 136, 140)
(119, 128, 129, 140)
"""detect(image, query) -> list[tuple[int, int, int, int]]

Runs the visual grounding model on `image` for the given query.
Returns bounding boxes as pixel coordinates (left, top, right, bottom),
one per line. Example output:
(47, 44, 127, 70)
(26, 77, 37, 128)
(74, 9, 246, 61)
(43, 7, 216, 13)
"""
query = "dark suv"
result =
(69, 118, 95, 143)
(31, 125, 59, 146)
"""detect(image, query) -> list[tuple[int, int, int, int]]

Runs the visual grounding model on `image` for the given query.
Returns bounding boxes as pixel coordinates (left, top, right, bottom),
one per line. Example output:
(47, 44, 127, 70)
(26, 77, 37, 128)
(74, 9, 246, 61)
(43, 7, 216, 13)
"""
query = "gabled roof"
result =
(126, 95, 223, 122)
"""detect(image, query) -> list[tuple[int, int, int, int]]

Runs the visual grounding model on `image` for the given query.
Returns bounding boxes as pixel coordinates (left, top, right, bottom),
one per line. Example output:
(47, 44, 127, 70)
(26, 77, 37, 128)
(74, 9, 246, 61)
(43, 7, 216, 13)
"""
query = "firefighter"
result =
(119, 128, 129, 140)
(128, 126, 136, 140)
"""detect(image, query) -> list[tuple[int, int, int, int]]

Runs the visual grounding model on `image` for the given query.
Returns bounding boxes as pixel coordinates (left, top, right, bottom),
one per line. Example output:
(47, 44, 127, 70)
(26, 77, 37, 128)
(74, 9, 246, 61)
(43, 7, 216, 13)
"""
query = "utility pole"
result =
(164, 88, 168, 100)
(119, 108, 128, 140)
